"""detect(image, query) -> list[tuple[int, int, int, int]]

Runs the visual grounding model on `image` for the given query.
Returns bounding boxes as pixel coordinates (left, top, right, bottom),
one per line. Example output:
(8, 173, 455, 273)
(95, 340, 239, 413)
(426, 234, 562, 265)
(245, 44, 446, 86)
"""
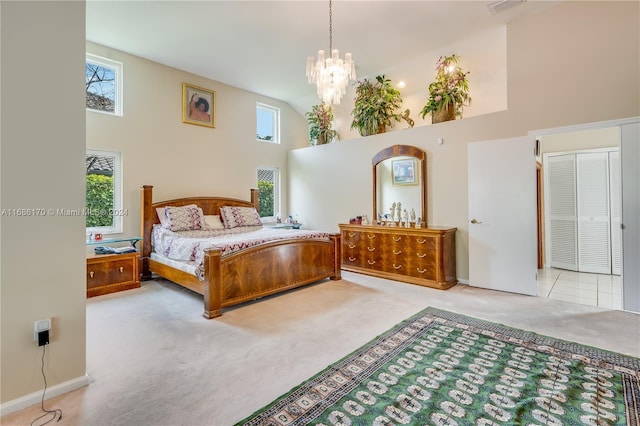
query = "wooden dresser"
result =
(339, 224, 457, 289)
(86, 251, 140, 297)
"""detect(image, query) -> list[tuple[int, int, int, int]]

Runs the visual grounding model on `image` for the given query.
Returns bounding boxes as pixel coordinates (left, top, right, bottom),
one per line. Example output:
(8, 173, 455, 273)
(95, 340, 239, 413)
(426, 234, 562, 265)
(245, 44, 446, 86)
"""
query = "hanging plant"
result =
(420, 54, 471, 123)
(350, 75, 403, 136)
(306, 103, 339, 145)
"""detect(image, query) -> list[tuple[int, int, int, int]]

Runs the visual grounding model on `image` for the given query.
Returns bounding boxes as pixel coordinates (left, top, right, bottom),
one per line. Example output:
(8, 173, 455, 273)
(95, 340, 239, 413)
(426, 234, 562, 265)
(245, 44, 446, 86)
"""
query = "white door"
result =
(546, 154, 578, 270)
(609, 151, 622, 275)
(468, 136, 538, 295)
(576, 152, 611, 274)
(621, 122, 640, 313)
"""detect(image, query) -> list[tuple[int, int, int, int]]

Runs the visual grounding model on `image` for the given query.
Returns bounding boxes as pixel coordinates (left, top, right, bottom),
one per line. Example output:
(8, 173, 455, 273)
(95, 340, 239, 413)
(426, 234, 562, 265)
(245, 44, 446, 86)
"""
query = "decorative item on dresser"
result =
(339, 223, 457, 289)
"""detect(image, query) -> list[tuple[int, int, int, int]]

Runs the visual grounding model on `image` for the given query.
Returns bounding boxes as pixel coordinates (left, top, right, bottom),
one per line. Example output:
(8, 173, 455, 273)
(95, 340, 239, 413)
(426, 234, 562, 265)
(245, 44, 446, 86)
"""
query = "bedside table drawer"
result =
(86, 252, 140, 297)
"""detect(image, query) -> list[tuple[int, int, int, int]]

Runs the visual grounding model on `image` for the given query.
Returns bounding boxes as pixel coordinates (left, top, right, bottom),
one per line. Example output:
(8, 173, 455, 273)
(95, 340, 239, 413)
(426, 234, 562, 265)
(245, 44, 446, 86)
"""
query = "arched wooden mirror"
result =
(372, 144, 427, 226)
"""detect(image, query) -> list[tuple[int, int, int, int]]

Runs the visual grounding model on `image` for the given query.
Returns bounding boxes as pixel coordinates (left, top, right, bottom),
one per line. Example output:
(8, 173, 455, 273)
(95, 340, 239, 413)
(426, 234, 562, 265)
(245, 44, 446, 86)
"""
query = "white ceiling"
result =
(86, 1, 561, 115)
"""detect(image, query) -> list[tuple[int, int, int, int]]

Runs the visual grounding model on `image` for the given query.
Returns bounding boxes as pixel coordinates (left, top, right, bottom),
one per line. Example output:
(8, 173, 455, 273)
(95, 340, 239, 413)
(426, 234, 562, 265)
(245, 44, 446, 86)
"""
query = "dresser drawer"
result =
(86, 252, 140, 297)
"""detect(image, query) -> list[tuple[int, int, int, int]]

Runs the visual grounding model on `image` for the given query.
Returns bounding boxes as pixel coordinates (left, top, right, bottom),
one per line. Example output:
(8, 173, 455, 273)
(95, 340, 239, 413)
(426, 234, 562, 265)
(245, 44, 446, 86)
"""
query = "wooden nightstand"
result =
(86, 237, 141, 297)
(86, 251, 140, 297)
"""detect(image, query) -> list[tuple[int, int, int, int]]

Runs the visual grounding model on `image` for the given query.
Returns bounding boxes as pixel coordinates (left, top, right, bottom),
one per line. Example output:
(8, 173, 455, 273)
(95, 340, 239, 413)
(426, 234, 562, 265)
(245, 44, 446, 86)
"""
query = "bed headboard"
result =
(140, 185, 259, 278)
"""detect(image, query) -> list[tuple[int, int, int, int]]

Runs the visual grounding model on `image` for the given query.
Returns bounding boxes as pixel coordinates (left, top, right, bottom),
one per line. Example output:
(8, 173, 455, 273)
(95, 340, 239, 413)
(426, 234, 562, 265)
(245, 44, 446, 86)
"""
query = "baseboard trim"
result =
(457, 278, 469, 285)
(0, 374, 91, 417)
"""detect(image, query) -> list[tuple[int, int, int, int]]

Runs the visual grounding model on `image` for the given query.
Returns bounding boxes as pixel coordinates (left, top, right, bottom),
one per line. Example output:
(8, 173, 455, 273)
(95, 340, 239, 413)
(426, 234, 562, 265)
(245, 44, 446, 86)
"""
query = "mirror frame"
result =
(372, 144, 427, 226)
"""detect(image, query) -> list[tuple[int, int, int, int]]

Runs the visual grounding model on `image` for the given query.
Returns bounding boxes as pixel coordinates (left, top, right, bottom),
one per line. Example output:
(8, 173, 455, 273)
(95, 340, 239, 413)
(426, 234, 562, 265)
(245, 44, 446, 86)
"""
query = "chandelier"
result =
(306, 0, 356, 105)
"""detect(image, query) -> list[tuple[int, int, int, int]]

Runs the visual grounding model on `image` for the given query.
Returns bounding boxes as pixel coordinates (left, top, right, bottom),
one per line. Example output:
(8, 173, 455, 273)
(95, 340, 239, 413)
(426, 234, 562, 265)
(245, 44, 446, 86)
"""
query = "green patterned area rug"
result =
(237, 307, 639, 426)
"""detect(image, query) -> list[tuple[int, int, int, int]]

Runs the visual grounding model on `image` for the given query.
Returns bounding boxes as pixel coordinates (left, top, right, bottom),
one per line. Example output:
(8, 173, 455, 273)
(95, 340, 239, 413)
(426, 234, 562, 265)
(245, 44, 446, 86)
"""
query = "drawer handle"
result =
(89, 271, 94, 278)
(119, 267, 124, 273)
(367, 234, 376, 239)
(393, 236, 402, 242)
(417, 267, 428, 274)
(417, 252, 427, 258)
(348, 232, 356, 237)
(416, 239, 426, 244)
(348, 244, 356, 249)
(393, 264, 402, 270)
(367, 260, 376, 265)
(348, 256, 357, 262)
(393, 250, 402, 255)
(367, 247, 376, 252)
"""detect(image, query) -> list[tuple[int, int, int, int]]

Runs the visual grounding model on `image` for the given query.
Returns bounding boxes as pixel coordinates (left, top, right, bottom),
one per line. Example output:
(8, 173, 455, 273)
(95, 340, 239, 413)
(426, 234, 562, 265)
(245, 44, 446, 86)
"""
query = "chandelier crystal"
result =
(306, 0, 356, 105)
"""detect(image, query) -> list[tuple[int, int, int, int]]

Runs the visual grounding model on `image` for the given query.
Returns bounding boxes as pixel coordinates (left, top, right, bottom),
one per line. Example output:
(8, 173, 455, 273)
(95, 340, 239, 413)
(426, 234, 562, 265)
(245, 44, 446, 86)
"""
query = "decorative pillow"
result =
(165, 206, 205, 231)
(156, 204, 197, 227)
(203, 215, 225, 230)
(219, 206, 263, 229)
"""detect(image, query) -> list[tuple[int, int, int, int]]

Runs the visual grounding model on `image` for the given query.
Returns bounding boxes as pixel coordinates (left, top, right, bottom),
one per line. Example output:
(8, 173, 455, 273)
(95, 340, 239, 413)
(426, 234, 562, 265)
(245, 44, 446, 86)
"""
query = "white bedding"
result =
(151, 225, 330, 279)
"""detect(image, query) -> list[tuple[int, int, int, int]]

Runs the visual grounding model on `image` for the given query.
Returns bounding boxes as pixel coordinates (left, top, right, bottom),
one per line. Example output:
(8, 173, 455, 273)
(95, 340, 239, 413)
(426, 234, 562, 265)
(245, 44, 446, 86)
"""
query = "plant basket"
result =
(432, 105, 456, 124)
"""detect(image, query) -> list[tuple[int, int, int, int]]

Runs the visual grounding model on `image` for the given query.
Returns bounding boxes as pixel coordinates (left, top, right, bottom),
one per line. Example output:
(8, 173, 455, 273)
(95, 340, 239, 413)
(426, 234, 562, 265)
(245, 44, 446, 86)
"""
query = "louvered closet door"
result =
(548, 155, 578, 270)
(609, 151, 621, 275)
(577, 152, 611, 274)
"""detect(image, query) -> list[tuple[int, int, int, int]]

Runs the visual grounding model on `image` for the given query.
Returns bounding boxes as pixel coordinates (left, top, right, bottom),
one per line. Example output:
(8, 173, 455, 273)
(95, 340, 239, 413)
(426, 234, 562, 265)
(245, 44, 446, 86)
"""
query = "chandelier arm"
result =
(329, 0, 333, 52)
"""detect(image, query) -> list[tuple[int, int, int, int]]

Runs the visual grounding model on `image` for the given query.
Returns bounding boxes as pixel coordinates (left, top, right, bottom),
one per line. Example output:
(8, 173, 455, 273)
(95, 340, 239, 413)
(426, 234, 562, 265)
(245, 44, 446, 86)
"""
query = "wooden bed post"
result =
(330, 233, 342, 280)
(250, 188, 259, 211)
(202, 248, 223, 319)
(140, 185, 154, 281)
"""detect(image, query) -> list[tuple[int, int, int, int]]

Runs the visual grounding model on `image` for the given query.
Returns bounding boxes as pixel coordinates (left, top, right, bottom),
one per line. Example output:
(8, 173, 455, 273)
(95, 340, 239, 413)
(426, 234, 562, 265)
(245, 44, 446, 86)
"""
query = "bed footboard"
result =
(201, 234, 341, 319)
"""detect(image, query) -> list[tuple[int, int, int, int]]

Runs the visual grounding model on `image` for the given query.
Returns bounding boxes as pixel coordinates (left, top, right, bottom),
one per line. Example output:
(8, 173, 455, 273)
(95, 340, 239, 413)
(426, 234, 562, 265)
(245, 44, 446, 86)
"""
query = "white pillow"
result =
(204, 215, 225, 230)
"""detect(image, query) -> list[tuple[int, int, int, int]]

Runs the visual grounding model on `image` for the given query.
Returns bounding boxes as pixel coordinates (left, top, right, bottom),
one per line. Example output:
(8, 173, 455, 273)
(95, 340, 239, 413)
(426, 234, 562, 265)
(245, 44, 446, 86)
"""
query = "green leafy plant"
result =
(306, 103, 339, 145)
(420, 54, 471, 121)
(258, 180, 274, 217)
(351, 75, 403, 136)
(86, 174, 114, 227)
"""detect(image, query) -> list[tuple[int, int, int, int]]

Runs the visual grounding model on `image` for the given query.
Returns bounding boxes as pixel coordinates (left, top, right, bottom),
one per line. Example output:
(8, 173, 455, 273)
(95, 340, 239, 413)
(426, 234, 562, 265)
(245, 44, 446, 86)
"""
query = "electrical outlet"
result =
(34, 319, 51, 342)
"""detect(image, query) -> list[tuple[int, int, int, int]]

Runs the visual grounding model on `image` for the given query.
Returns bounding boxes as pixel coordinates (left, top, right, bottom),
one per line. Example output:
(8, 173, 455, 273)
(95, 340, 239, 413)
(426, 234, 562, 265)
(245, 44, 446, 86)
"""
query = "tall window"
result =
(256, 103, 280, 143)
(86, 150, 123, 234)
(86, 54, 123, 116)
(257, 168, 279, 220)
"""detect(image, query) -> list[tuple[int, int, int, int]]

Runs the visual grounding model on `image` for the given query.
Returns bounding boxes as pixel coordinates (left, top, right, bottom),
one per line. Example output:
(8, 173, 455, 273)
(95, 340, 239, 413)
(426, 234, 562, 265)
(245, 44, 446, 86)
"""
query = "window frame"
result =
(256, 103, 280, 144)
(257, 167, 280, 222)
(86, 53, 123, 116)
(86, 149, 123, 235)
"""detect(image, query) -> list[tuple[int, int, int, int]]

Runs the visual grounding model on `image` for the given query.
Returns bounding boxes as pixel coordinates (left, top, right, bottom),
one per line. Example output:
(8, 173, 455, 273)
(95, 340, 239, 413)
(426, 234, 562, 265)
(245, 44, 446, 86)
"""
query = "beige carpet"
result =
(2, 271, 639, 426)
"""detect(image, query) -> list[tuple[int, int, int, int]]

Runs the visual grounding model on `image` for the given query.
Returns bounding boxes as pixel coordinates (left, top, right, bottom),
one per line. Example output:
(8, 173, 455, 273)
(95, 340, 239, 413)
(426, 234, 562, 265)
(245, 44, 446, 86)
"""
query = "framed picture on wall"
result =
(392, 159, 417, 185)
(182, 83, 216, 128)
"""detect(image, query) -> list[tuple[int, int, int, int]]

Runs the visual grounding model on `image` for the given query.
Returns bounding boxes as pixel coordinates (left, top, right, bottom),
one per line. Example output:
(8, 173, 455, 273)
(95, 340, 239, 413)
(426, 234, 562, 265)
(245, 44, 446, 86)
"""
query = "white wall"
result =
(289, 1, 640, 281)
(1, 1, 87, 406)
(86, 42, 310, 238)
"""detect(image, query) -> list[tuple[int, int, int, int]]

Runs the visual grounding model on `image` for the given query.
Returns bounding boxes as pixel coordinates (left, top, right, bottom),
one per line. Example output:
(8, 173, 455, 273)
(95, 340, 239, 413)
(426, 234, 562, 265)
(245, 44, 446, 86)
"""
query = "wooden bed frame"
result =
(140, 185, 341, 318)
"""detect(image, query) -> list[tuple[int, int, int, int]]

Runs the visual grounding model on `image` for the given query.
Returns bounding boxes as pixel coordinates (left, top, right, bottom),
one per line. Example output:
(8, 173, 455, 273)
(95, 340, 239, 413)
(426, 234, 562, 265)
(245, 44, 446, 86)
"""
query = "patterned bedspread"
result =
(152, 225, 330, 279)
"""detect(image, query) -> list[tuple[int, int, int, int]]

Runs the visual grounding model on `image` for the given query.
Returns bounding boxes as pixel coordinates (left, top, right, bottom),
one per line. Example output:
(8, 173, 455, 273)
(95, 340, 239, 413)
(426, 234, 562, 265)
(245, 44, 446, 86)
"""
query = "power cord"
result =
(30, 345, 63, 426)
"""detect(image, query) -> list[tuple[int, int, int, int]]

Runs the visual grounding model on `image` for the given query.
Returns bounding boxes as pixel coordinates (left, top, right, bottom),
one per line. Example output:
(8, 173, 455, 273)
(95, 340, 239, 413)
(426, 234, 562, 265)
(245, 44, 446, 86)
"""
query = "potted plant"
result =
(306, 103, 339, 145)
(351, 75, 403, 136)
(420, 54, 471, 124)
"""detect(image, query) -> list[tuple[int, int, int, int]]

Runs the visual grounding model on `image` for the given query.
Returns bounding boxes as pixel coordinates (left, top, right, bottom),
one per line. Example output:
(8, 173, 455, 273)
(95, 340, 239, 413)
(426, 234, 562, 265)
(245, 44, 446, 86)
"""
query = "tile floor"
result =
(537, 267, 622, 310)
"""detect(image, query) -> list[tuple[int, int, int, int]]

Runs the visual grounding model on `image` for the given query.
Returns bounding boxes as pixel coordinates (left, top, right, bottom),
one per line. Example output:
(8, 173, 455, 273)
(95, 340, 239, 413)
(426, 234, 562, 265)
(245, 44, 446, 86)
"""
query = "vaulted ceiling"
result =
(86, 1, 561, 115)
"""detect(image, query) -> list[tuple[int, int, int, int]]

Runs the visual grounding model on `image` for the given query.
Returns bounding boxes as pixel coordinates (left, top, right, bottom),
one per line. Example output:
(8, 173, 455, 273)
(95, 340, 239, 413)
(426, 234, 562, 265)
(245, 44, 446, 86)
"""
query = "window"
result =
(86, 150, 123, 234)
(256, 103, 280, 143)
(257, 168, 279, 220)
(86, 54, 123, 116)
